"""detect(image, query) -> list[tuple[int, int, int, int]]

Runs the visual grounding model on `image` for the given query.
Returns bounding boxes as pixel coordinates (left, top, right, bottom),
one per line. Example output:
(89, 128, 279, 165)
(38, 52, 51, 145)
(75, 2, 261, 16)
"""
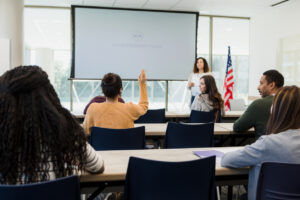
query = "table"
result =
(135, 122, 254, 147)
(80, 147, 249, 199)
(74, 110, 244, 123)
(134, 122, 253, 136)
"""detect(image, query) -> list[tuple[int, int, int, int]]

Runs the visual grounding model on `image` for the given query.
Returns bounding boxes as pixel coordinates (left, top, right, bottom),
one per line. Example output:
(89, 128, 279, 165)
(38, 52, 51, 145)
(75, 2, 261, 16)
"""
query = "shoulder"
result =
(88, 102, 106, 112)
(92, 96, 106, 103)
(204, 72, 213, 76)
(199, 93, 209, 100)
(189, 72, 196, 77)
(249, 96, 273, 108)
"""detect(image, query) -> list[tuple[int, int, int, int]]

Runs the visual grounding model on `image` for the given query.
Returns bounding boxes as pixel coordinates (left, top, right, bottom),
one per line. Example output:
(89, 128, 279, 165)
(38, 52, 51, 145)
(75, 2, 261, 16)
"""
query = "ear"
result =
(269, 82, 276, 90)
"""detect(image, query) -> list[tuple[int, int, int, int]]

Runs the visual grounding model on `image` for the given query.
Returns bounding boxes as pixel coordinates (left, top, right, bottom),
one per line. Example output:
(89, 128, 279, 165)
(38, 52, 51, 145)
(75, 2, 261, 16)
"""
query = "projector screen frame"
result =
(71, 5, 199, 81)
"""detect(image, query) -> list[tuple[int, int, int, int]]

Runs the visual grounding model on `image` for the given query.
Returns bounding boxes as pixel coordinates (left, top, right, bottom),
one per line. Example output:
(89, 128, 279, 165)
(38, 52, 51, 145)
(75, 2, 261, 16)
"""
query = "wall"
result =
(249, 1, 300, 96)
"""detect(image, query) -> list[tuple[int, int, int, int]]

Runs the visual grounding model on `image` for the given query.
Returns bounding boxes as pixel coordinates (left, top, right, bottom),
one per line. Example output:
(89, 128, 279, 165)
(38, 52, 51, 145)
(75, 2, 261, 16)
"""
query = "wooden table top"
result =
(74, 110, 244, 119)
(79, 147, 248, 183)
(134, 123, 254, 136)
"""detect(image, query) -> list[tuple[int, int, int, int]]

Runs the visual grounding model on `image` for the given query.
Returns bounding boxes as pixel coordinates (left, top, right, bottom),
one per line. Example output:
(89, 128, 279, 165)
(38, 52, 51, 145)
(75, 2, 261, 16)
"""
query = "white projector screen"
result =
(71, 6, 198, 80)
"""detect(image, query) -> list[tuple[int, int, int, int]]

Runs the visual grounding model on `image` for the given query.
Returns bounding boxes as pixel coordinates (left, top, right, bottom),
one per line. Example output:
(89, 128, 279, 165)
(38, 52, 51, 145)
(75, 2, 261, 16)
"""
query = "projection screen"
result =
(71, 6, 198, 80)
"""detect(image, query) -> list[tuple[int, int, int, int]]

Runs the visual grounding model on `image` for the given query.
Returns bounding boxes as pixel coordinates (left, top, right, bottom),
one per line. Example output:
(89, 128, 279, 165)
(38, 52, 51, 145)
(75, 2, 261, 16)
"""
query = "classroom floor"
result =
(83, 185, 248, 200)
(220, 185, 247, 200)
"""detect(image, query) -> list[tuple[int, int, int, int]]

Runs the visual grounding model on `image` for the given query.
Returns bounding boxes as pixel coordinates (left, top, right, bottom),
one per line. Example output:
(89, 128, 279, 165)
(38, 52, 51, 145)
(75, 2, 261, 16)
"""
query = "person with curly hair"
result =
(187, 57, 212, 106)
(0, 65, 104, 184)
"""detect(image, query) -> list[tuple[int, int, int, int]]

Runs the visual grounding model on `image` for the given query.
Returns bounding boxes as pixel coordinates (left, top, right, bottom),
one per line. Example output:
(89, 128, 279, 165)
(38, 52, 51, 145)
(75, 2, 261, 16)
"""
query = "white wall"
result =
(0, 38, 10, 75)
(0, 0, 23, 68)
(249, 1, 300, 96)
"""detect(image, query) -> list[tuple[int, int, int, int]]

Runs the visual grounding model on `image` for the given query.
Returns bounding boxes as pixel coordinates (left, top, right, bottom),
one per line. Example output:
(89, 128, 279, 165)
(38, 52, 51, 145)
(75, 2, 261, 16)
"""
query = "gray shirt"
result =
(191, 94, 213, 112)
(221, 129, 300, 200)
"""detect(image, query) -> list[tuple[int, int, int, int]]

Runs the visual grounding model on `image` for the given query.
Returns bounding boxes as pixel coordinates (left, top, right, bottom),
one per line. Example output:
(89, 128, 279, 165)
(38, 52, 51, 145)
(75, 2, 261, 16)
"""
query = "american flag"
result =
(223, 46, 234, 111)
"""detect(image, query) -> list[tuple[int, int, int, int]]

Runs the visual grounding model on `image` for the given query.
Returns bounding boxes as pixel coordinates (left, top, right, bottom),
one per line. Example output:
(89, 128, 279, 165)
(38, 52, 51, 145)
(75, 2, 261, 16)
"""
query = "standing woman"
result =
(187, 57, 212, 105)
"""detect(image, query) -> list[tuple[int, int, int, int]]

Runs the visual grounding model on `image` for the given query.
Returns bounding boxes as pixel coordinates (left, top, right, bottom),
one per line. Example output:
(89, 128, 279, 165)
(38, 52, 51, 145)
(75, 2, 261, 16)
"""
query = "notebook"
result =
(193, 150, 224, 158)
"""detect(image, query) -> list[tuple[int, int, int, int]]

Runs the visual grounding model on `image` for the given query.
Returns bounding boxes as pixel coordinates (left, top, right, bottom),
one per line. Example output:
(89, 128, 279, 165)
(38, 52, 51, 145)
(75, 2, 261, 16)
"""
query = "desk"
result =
(134, 123, 254, 136)
(80, 147, 249, 199)
(73, 111, 244, 123)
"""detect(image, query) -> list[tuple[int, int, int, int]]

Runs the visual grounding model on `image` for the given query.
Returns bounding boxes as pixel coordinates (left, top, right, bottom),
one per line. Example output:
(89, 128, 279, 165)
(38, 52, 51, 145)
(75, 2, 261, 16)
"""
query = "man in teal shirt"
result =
(233, 70, 284, 138)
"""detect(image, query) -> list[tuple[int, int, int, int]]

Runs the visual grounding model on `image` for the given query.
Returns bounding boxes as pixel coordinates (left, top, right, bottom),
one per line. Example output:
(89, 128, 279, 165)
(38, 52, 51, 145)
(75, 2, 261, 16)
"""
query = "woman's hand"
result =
(138, 69, 147, 84)
(188, 82, 195, 88)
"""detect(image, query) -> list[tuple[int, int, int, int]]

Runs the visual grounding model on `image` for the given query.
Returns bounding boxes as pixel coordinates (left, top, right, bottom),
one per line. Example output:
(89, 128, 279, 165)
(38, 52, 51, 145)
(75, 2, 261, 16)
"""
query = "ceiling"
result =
(24, 0, 294, 17)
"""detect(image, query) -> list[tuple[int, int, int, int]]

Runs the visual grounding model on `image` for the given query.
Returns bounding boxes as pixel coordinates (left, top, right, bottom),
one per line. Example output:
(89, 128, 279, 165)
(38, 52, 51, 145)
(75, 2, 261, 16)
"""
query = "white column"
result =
(35, 48, 54, 83)
(0, 0, 24, 68)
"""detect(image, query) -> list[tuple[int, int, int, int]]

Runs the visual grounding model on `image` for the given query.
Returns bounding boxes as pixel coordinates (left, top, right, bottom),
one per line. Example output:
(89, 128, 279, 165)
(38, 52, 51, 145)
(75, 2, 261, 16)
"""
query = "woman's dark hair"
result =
(101, 73, 122, 99)
(201, 75, 224, 114)
(266, 86, 300, 135)
(0, 66, 87, 184)
(193, 57, 209, 73)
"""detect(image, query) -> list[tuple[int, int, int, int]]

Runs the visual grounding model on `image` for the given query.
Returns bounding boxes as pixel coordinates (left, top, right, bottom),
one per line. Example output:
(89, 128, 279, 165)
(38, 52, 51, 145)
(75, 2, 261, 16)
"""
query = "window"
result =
(212, 17, 250, 100)
(24, 7, 250, 113)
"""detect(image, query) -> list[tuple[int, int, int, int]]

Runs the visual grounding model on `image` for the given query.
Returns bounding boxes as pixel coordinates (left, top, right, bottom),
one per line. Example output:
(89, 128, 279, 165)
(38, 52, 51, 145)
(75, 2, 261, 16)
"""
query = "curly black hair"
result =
(0, 66, 88, 184)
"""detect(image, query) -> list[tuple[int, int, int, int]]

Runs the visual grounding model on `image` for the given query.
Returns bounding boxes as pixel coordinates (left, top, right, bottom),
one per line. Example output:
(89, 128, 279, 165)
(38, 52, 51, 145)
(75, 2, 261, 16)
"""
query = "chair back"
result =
(256, 162, 300, 200)
(164, 122, 214, 148)
(90, 126, 145, 150)
(0, 175, 80, 200)
(135, 109, 165, 123)
(189, 110, 214, 123)
(229, 99, 245, 111)
(124, 156, 216, 200)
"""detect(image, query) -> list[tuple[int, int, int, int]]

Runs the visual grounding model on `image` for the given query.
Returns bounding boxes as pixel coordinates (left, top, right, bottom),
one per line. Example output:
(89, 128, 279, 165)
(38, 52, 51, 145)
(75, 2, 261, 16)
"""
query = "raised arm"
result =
(127, 70, 148, 119)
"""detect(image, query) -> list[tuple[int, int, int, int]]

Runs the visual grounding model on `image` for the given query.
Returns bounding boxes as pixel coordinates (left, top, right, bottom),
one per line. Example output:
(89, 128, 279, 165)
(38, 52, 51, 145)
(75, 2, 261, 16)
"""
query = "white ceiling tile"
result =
(114, 0, 148, 7)
(83, 0, 114, 6)
(24, 0, 297, 16)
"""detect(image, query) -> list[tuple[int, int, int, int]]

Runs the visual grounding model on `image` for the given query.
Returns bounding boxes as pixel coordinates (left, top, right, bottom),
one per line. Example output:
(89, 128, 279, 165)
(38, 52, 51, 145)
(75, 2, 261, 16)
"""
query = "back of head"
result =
(263, 70, 284, 89)
(0, 66, 87, 184)
(101, 73, 122, 99)
(266, 86, 300, 135)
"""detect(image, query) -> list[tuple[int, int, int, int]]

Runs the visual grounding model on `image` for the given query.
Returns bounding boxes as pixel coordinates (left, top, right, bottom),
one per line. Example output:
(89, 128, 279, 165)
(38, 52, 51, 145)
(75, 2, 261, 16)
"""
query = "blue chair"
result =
(135, 109, 165, 123)
(256, 162, 300, 200)
(124, 156, 216, 200)
(189, 110, 215, 123)
(90, 126, 145, 150)
(0, 175, 80, 200)
(164, 122, 214, 148)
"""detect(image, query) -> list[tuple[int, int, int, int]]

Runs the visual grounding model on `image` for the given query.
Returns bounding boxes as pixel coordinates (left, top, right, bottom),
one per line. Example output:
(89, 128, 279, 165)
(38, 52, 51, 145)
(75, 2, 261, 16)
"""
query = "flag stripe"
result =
(223, 47, 234, 111)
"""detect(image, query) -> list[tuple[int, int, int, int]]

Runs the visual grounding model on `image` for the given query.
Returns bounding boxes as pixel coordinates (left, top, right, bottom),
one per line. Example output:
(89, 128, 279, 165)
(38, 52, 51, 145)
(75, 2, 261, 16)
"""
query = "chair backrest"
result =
(229, 99, 245, 111)
(164, 122, 214, 148)
(189, 110, 215, 123)
(90, 126, 145, 150)
(135, 109, 165, 123)
(256, 162, 300, 200)
(124, 156, 216, 200)
(0, 175, 80, 200)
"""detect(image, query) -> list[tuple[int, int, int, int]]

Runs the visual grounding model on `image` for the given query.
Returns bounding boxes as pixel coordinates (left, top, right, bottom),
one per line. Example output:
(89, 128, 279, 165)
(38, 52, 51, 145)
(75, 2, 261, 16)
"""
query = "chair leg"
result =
(227, 186, 233, 200)
(216, 186, 221, 200)
(235, 185, 240, 200)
